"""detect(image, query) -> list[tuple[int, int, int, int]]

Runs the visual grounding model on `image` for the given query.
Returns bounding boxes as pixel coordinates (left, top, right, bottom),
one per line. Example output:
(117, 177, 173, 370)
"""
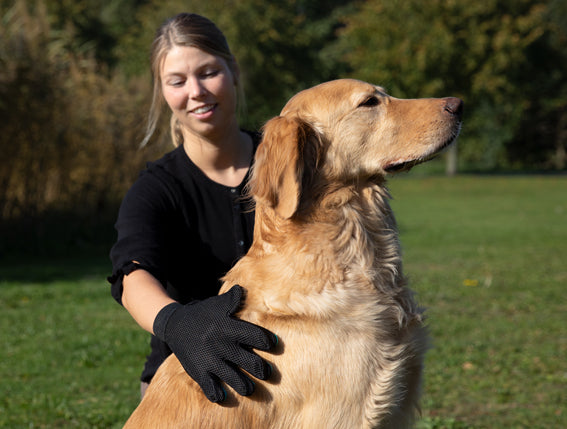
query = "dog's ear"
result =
(251, 115, 318, 219)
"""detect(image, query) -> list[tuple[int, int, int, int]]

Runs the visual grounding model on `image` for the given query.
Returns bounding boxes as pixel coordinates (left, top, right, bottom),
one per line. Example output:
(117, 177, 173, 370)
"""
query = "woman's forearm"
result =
(122, 268, 176, 334)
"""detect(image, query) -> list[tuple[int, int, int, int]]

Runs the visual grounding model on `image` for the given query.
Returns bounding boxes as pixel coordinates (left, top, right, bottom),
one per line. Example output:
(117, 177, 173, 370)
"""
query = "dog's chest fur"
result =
(220, 182, 426, 428)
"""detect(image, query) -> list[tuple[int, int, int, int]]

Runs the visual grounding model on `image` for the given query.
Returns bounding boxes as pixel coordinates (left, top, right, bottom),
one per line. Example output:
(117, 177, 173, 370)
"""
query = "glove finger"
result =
(213, 360, 256, 397)
(182, 366, 227, 403)
(201, 374, 228, 403)
(230, 318, 279, 351)
(220, 285, 279, 351)
(220, 284, 244, 314)
(226, 346, 273, 381)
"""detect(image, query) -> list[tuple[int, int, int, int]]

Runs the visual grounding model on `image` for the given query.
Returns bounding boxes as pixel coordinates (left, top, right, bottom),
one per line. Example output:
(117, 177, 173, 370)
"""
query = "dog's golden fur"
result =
(123, 79, 463, 428)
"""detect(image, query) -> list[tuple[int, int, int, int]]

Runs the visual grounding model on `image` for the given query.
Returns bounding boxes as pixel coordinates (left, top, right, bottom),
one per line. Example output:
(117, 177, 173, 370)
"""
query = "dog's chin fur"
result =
(385, 122, 462, 173)
(123, 79, 463, 429)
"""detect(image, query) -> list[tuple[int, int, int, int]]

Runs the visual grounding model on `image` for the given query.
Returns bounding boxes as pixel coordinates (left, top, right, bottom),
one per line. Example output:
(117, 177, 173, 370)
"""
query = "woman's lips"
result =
(190, 104, 216, 116)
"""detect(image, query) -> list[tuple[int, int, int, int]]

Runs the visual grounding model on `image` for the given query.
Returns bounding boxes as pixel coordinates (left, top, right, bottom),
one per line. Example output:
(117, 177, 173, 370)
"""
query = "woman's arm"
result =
(122, 268, 176, 334)
(121, 266, 277, 404)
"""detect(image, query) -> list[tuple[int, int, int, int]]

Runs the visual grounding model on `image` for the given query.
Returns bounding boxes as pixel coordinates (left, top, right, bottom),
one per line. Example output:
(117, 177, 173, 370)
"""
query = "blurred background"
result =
(0, 0, 565, 258)
(0, 1, 565, 428)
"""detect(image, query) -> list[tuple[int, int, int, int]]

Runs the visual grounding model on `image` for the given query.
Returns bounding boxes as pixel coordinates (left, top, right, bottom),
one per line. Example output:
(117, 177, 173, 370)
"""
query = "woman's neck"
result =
(182, 127, 253, 187)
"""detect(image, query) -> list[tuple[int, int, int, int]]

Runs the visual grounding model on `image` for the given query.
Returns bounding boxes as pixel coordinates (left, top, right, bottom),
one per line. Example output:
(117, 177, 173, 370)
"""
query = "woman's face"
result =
(160, 45, 238, 140)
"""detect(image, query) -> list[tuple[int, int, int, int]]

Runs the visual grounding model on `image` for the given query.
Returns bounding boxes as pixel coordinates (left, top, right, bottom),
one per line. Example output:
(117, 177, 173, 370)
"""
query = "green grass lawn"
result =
(1, 175, 565, 428)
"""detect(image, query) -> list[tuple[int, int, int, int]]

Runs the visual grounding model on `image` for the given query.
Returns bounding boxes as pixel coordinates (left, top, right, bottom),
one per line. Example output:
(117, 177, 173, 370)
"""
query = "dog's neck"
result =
(252, 181, 403, 293)
(222, 180, 416, 322)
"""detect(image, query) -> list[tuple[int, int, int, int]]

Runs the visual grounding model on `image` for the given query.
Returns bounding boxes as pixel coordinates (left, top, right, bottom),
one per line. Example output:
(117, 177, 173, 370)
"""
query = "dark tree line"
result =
(1, 0, 565, 254)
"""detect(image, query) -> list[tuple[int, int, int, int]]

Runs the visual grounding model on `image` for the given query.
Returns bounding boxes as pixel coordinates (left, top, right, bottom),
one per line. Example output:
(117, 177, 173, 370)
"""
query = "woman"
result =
(108, 13, 277, 403)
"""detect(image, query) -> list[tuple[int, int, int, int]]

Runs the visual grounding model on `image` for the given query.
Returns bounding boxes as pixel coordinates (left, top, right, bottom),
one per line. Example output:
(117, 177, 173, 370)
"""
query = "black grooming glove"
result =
(153, 285, 277, 403)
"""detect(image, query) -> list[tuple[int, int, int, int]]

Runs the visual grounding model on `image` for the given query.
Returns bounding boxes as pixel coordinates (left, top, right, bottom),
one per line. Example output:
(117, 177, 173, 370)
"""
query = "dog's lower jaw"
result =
(384, 120, 462, 174)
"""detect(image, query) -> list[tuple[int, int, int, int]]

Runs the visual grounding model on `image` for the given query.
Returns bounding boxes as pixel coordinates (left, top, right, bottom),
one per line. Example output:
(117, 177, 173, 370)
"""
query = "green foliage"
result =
(42, 0, 149, 67)
(117, 0, 352, 128)
(0, 1, 163, 231)
(334, 0, 566, 170)
(1, 176, 565, 427)
(1, 0, 566, 253)
(215, 0, 349, 126)
(508, 0, 567, 170)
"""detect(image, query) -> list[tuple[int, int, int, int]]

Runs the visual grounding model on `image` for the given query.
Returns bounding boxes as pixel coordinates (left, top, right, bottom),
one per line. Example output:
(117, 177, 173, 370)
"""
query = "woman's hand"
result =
(153, 285, 277, 403)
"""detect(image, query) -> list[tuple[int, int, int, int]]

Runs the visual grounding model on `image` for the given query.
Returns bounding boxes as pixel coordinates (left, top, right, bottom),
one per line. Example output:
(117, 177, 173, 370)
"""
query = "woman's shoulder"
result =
(140, 146, 190, 187)
(146, 145, 185, 172)
(121, 146, 187, 207)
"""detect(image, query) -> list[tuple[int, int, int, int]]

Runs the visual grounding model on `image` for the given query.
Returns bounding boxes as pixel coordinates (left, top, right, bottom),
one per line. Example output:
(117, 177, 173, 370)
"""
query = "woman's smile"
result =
(190, 104, 217, 117)
(160, 45, 238, 139)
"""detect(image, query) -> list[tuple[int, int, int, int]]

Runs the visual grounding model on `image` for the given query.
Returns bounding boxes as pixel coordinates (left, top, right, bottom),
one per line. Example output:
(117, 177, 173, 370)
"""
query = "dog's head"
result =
(250, 79, 463, 219)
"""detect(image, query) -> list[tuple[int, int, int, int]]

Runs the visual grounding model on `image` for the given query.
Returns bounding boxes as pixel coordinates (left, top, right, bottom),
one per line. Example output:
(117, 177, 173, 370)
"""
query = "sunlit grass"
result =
(390, 175, 566, 428)
(0, 263, 145, 428)
(0, 175, 565, 428)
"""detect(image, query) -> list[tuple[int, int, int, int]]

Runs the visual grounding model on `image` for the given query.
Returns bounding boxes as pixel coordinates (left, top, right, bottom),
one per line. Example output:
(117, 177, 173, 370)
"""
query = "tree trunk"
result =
(446, 143, 458, 176)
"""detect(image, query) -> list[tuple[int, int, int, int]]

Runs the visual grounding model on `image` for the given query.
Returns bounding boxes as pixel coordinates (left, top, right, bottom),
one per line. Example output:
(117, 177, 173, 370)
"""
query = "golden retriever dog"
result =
(123, 79, 463, 429)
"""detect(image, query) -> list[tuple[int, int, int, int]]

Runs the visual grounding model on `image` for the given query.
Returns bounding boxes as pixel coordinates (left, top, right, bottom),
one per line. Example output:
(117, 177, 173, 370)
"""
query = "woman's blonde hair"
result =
(141, 13, 243, 147)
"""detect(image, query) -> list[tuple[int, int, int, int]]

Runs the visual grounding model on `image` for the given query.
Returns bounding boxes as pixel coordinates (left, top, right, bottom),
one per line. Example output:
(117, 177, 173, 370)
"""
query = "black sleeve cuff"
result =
(107, 261, 155, 306)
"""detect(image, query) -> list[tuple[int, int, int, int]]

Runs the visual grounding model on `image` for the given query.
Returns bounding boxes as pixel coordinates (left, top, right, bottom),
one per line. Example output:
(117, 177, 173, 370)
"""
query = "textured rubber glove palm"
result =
(153, 285, 277, 403)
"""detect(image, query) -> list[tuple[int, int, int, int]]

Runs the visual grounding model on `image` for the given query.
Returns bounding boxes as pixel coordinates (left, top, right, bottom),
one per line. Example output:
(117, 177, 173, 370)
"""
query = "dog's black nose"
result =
(444, 97, 464, 119)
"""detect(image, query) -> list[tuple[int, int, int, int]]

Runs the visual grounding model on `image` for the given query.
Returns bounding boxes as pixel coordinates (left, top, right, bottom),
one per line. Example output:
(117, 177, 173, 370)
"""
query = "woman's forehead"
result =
(160, 45, 226, 76)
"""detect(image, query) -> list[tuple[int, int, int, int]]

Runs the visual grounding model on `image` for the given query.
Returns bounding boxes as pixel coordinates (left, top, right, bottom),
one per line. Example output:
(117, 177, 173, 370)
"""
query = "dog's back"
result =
(123, 79, 462, 428)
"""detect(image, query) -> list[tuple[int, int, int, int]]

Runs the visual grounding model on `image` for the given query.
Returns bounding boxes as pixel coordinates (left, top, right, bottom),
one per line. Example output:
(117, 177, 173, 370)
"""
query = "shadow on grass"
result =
(0, 211, 115, 283)
(0, 255, 111, 283)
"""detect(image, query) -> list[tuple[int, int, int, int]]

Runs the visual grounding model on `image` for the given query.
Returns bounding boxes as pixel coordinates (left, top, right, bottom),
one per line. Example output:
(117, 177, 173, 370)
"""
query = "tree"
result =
(0, 1, 158, 223)
(41, 0, 150, 69)
(117, 0, 354, 128)
(333, 0, 563, 171)
(508, 0, 567, 169)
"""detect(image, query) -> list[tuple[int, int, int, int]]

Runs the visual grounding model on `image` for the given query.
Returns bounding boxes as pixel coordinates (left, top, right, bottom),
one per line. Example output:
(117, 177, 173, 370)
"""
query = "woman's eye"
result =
(202, 69, 220, 78)
(168, 80, 185, 87)
(358, 96, 380, 107)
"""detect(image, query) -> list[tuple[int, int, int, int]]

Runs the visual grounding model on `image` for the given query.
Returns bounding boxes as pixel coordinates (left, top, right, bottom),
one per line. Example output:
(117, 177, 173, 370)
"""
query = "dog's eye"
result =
(358, 96, 380, 108)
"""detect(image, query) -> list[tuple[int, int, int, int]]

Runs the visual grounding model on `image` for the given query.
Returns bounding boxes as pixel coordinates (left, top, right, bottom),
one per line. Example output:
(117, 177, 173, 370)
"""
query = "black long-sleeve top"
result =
(108, 132, 259, 382)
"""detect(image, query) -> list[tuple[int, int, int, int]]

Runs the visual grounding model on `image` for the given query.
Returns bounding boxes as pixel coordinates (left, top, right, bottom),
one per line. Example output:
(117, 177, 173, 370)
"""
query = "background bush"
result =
(1, 0, 565, 256)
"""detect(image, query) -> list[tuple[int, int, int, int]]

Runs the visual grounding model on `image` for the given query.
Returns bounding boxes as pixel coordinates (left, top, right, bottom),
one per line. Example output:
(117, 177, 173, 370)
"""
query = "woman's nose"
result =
(188, 77, 206, 99)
